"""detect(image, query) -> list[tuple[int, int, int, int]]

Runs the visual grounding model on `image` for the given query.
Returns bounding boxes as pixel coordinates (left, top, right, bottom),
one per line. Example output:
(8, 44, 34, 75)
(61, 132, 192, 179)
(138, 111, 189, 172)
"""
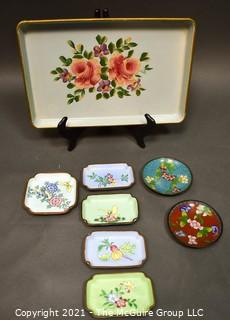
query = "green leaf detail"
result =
(67, 83, 75, 89)
(101, 73, 108, 80)
(116, 38, 123, 48)
(56, 67, 63, 73)
(83, 50, 89, 59)
(197, 231, 203, 238)
(108, 42, 115, 53)
(180, 221, 186, 228)
(96, 34, 102, 44)
(101, 67, 108, 73)
(51, 70, 58, 74)
(117, 91, 124, 98)
(67, 98, 74, 104)
(67, 40, 75, 49)
(98, 244, 105, 252)
(103, 93, 110, 99)
(136, 90, 141, 96)
(96, 93, 102, 100)
(129, 42, 137, 47)
(89, 87, 94, 93)
(101, 36, 107, 43)
(100, 57, 107, 66)
(111, 80, 116, 87)
(110, 88, 115, 97)
(88, 51, 93, 59)
(59, 56, 66, 64)
(127, 50, 134, 58)
(74, 54, 83, 59)
(140, 52, 149, 61)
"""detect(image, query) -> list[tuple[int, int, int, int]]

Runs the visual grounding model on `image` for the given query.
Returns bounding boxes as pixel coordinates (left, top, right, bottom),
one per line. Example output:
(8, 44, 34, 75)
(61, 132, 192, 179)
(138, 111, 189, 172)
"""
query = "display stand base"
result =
(57, 114, 156, 151)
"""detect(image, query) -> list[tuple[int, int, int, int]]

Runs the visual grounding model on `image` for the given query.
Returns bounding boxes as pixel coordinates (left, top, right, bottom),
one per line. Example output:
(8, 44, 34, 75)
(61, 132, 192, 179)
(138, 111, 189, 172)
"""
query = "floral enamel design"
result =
(88, 172, 117, 187)
(145, 159, 190, 194)
(168, 201, 222, 248)
(87, 172, 129, 188)
(94, 206, 126, 223)
(100, 282, 137, 310)
(51, 35, 152, 104)
(27, 181, 72, 209)
(98, 239, 136, 262)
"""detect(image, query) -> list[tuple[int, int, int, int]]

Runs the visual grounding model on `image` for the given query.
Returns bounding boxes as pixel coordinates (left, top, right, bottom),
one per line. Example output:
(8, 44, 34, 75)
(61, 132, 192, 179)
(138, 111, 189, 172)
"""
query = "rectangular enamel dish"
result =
(82, 163, 134, 190)
(17, 18, 195, 128)
(82, 194, 138, 226)
(86, 272, 155, 317)
(84, 231, 146, 268)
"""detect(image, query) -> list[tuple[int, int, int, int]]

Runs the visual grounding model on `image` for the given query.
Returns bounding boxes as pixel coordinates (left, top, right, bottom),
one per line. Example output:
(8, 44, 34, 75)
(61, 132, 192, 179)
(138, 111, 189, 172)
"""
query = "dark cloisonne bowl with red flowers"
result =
(168, 200, 223, 248)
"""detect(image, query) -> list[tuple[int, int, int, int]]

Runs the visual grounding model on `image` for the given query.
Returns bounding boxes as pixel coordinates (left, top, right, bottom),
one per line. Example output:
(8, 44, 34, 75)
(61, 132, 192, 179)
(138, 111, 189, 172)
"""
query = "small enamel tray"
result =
(82, 163, 134, 190)
(84, 231, 146, 268)
(85, 272, 155, 317)
(24, 173, 77, 214)
(82, 194, 138, 226)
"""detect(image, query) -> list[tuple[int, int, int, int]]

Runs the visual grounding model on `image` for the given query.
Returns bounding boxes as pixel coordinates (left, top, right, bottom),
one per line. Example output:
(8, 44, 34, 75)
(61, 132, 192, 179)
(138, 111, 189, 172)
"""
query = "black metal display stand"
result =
(57, 9, 157, 151)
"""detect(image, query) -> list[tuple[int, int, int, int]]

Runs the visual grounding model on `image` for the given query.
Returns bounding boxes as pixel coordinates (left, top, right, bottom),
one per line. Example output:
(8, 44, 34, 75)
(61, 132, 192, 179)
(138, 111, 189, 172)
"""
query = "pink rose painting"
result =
(51, 35, 152, 104)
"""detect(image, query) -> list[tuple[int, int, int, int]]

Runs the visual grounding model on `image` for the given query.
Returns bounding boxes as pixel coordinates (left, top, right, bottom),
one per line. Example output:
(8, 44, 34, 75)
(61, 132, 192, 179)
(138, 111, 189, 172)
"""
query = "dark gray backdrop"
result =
(0, 0, 229, 319)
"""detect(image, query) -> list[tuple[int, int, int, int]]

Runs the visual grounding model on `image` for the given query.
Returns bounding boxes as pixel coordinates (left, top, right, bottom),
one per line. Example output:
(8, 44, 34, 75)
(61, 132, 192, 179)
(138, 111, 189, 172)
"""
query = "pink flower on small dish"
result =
(187, 219, 203, 230)
(49, 197, 62, 207)
(188, 235, 198, 245)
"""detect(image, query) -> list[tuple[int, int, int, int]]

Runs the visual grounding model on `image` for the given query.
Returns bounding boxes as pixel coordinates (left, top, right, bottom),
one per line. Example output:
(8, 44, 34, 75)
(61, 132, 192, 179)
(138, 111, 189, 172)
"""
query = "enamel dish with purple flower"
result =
(24, 173, 77, 214)
(142, 157, 192, 195)
(83, 163, 134, 190)
(168, 200, 223, 248)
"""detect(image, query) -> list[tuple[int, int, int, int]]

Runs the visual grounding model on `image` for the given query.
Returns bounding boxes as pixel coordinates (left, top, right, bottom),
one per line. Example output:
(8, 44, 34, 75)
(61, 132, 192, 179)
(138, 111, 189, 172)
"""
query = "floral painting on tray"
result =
(51, 35, 152, 104)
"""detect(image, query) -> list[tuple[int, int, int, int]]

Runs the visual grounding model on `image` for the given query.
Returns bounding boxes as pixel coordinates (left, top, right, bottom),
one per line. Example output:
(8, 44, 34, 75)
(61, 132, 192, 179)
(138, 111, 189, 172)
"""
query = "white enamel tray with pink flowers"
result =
(17, 18, 195, 128)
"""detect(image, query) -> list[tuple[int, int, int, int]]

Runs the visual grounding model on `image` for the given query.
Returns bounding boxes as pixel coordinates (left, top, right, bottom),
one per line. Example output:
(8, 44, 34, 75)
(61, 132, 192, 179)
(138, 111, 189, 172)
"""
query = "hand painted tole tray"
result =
(17, 18, 195, 128)
(82, 163, 134, 190)
(24, 173, 77, 214)
(84, 231, 146, 268)
(82, 194, 138, 226)
(85, 272, 155, 317)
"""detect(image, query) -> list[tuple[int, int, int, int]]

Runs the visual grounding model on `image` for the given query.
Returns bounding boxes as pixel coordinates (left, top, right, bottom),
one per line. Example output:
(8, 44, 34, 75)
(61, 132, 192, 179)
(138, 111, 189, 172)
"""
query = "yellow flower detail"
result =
(76, 43, 83, 51)
(125, 37, 132, 43)
(145, 176, 154, 183)
(179, 175, 189, 184)
(121, 281, 134, 292)
(111, 250, 123, 260)
(61, 182, 72, 192)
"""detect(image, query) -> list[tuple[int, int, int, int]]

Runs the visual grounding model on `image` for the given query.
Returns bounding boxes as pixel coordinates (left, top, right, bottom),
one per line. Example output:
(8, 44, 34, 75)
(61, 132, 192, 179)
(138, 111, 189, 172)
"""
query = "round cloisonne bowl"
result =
(168, 200, 223, 248)
(142, 157, 192, 195)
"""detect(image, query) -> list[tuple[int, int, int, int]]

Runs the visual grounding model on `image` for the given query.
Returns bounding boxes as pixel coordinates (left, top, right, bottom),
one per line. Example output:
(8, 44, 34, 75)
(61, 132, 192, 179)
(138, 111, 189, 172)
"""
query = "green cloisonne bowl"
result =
(142, 157, 192, 196)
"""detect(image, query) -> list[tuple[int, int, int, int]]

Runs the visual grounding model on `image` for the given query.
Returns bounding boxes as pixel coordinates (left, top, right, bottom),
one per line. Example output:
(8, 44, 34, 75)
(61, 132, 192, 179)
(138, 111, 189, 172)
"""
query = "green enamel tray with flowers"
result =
(85, 272, 155, 317)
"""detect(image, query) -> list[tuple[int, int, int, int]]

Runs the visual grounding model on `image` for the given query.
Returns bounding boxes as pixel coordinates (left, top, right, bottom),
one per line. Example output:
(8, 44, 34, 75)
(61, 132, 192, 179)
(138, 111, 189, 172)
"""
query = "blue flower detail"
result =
(180, 205, 191, 213)
(45, 182, 58, 194)
(212, 226, 219, 234)
(175, 230, 186, 237)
